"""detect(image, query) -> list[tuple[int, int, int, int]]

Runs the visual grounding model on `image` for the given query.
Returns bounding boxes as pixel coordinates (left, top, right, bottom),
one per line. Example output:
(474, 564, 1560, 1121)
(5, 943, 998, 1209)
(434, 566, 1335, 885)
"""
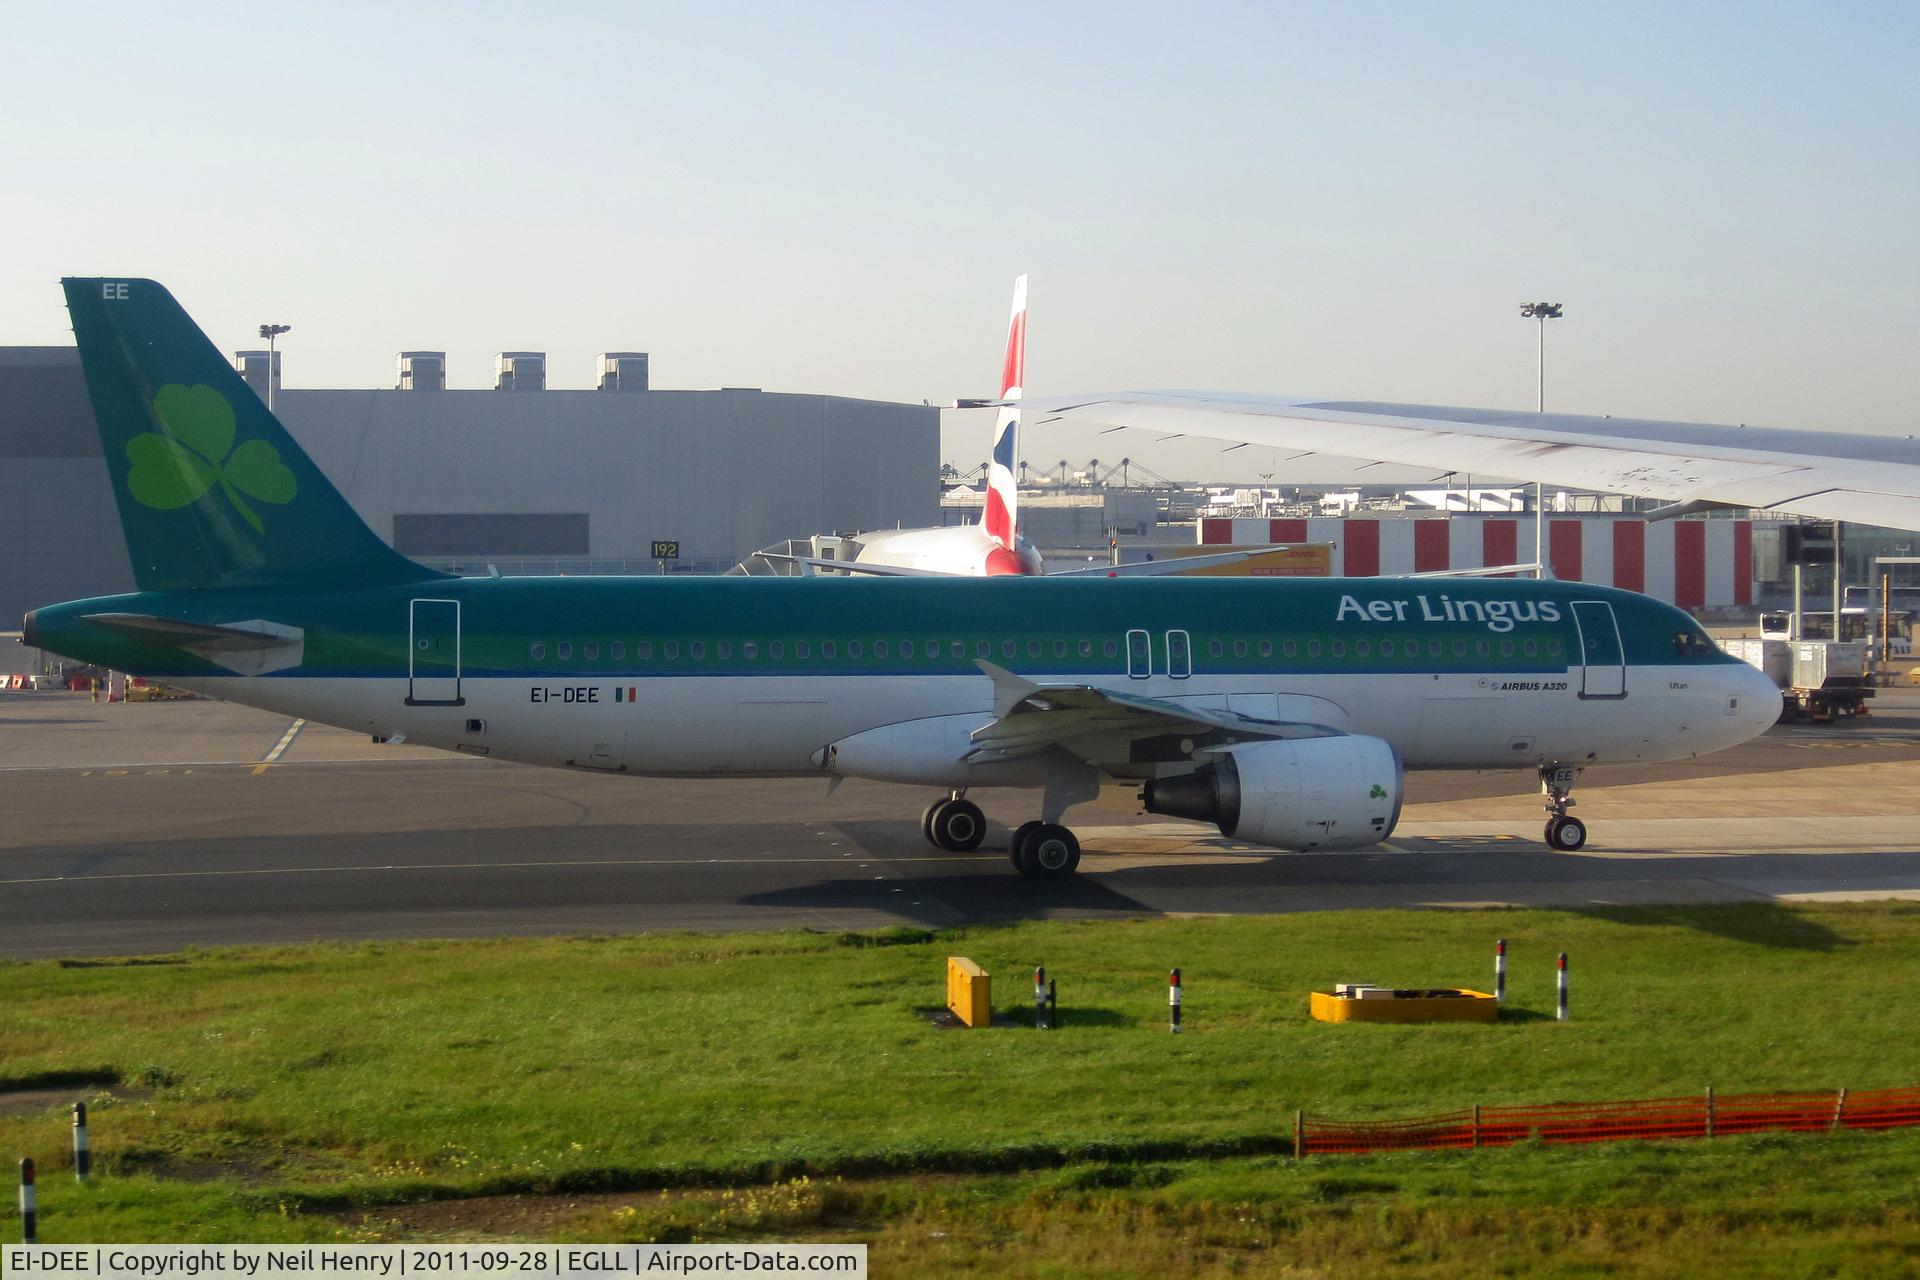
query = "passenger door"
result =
(1571, 601, 1627, 699)
(407, 598, 463, 706)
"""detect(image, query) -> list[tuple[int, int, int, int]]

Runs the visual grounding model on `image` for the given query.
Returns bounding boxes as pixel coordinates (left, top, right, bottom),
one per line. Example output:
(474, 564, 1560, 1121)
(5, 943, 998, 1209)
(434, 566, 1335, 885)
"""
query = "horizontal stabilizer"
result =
(82, 613, 305, 675)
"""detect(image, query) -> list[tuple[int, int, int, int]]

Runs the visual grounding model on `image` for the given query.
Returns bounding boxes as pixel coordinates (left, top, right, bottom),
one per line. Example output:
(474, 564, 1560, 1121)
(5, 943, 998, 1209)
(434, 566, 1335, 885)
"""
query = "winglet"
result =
(974, 658, 1039, 718)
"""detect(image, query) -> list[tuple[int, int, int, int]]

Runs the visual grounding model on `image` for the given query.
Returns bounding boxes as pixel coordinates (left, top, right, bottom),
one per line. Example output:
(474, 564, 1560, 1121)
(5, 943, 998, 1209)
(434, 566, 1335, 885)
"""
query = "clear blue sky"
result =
(3, 3, 1915, 481)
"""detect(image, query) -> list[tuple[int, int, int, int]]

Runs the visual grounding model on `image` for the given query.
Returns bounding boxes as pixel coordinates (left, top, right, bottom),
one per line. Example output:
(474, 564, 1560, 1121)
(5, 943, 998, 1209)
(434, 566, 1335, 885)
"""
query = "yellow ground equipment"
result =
(946, 957, 991, 1028)
(1311, 985, 1498, 1024)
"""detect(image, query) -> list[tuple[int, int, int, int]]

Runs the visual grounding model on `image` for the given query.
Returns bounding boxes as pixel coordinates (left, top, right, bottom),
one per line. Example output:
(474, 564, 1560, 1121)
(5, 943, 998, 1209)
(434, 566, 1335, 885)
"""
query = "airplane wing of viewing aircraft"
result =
(1016, 391, 1920, 532)
(759, 548, 1258, 578)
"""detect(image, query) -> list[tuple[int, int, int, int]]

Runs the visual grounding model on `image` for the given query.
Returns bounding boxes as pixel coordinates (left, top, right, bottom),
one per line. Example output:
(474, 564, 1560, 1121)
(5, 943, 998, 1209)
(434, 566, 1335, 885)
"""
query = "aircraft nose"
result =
(1732, 661, 1784, 738)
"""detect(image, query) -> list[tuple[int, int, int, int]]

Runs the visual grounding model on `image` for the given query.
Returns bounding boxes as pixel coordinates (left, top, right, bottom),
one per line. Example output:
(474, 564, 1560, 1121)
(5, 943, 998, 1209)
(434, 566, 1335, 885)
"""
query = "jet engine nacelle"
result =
(1140, 735, 1403, 851)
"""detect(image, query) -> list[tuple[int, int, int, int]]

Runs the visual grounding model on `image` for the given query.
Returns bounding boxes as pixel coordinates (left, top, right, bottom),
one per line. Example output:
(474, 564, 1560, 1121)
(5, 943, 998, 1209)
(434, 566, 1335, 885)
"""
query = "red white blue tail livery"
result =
(983, 274, 1029, 575)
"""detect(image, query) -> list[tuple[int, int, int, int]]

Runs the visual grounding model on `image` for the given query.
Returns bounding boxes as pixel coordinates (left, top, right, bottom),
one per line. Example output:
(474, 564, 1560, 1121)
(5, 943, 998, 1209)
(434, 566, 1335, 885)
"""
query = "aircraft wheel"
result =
(1009, 820, 1045, 873)
(1020, 824, 1081, 882)
(930, 798, 987, 852)
(1546, 816, 1588, 852)
(921, 799, 945, 849)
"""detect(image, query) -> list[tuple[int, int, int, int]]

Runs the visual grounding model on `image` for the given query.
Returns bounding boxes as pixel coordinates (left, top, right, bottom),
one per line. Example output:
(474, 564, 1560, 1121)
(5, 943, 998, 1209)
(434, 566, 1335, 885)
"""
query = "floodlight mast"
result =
(1519, 302, 1564, 578)
(259, 323, 291, 411)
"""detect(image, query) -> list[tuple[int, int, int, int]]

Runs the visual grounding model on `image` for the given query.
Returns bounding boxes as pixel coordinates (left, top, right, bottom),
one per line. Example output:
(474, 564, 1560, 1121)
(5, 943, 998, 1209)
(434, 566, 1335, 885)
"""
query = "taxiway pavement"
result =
(4, 690, 1919, 957)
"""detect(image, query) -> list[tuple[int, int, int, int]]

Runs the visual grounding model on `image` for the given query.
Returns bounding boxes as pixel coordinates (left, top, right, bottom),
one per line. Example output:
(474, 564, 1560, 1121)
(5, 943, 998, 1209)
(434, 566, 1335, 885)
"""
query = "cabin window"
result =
(664, 641, 679, 660)
(822, 641, 837, 659)
(1079, 639, 1093, 658)
(1429, 639, 1442, 658)
(848, 640, 863, 658)
(612, 641, 626, 660)
(874, 640, 889, 659)
(1233, 639, 1248, 659)
(1331, 640, 1346, 658)
(770, 641, 784, 659)
(717, 641, 732, 659)
(1355, 639, 1370, 658)
(638, 641, 653, 660)
(1547, 639, 1562, 658)
(743, 641, 758, 660)
(1002, 640, 1017, 659)
(1499, 639, 1514, 658)
(584, 641, 599, 661)
(1523, 639, 1537, 658)
(690, 641, 707, 660)
(1053, 639, 1067, 658)
(795, 641, 810, 659)
(1208, 639, 1224, 658)
(530, 641, 546, 660)
(1452, 639, 1466, 658)
(1103, 638, 1119, 659)
(977, 641, 992, 659)
(1281, 639, 1296, 658)
(899, 640, 914, 658)
(1475, 639, 1490, 658)
(952, 641, 966, 659)
(1258, 639, 1272, 658)
(1028, 639, 1042, 659)
(1379, 639, 1394, 658)
(1126, 630, 1151, 678)
(1306, 640, 1321, 658)
(558, 641, 573, 661)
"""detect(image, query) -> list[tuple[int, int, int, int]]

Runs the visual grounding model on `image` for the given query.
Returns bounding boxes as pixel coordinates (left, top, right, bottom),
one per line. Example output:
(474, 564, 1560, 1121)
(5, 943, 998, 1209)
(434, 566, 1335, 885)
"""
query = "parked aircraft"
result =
(755, 277, 1249, 580)
(26, 279, 1781, 883)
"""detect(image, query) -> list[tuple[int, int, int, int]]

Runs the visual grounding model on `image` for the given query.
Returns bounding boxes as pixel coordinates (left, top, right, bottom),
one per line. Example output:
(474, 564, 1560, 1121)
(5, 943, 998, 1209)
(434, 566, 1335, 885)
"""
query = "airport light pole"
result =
(259, 323, 290, 411)
(1520, 302, 1563, 577)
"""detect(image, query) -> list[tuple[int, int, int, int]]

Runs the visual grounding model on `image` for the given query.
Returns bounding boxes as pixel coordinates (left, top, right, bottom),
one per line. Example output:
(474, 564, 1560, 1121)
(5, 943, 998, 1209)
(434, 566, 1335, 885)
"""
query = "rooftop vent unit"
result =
(232, 350, 280, 400)
(396, 351, 446, 392)
(598, 352, 649, 391)
(495, 351, 546, 392)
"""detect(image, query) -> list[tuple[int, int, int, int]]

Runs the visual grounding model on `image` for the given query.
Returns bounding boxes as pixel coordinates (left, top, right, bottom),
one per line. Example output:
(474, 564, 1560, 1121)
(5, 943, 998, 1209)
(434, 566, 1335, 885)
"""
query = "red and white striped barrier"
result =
(1198, 515, 1759, 608)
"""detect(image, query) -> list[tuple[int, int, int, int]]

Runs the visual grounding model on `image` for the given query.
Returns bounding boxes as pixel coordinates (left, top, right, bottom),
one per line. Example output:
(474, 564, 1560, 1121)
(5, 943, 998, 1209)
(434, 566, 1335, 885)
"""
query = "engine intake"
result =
(1141, 735, 1403, 851)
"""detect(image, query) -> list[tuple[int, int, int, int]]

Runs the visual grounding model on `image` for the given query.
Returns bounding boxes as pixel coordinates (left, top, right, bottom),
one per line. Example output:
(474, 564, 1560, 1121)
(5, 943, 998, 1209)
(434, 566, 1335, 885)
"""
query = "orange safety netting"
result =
(1300, 1085, 1920, 1156)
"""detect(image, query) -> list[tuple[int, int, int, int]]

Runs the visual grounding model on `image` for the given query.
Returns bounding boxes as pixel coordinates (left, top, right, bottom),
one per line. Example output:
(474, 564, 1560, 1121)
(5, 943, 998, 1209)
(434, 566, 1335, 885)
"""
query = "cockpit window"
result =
(1673, 628, 1720, 658)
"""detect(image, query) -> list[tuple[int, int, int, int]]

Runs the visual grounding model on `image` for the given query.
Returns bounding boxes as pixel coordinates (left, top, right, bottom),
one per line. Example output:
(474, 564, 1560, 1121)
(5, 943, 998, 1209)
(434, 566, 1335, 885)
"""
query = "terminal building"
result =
(0, 345, 939, 635)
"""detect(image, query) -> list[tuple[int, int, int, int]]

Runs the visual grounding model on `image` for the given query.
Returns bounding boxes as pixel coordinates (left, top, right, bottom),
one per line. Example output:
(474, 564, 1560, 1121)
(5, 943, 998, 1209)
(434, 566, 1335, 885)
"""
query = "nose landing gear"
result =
(1540, 765, 1587, 851)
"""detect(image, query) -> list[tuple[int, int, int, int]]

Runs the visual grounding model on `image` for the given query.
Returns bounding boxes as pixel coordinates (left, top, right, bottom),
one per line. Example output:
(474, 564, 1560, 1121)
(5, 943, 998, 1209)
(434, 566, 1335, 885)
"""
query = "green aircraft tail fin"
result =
(61, 277, 440, 592)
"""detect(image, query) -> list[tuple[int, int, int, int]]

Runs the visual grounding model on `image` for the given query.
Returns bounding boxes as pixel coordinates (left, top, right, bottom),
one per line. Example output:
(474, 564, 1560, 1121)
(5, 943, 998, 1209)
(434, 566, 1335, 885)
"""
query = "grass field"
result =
(4, 902, 1920, 1274)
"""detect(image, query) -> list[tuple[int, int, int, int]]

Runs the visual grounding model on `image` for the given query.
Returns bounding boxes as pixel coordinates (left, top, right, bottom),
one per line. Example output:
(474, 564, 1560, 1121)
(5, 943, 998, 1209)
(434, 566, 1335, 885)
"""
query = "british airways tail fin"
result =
(62, 278, 440, 592)
(983, 275, 1027, 566)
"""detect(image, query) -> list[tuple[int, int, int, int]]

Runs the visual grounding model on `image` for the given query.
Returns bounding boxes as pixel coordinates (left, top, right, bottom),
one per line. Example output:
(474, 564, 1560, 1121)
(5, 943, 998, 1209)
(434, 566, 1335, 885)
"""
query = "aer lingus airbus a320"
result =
(24, 279, 1781, 881)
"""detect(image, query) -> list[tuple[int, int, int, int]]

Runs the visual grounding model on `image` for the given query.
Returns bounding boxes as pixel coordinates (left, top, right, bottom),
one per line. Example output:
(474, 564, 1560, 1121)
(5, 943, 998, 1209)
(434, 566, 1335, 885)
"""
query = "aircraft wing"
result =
(965, 660, 1340, 765)
(1022, 391, 1920, 531)
(1049, 549, 1255, 577)
(751, 552, 952, 578)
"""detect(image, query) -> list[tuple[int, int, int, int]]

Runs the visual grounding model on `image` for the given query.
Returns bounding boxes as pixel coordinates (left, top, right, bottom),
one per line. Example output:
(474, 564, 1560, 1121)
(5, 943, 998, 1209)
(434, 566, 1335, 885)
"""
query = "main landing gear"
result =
(1540, 765, 1588, 851)
(919, 792, 1082, 881)
(923, 792, 986, 852)
(1008, 820, 1080, 882)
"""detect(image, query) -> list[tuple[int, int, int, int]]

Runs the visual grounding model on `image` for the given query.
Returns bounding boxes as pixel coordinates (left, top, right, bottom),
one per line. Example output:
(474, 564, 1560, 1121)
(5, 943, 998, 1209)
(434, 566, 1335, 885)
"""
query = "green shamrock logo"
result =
(1369, 784, 1388, 799)
(126, 384, 297, 533)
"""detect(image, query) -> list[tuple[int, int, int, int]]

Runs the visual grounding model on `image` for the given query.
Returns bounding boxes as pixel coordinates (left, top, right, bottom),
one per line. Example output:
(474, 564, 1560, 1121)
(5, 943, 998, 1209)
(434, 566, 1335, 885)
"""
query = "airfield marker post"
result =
(1556, 953, 1569, 1021)
(19, 1157, 35, 1243)
(1034, 967, 1048, 1031)
(1706, 1085, 1716, 1138)
(1495, 939, 1507, 1004)
(1169, 968, 1183, 1034)
(71, 1102, 88, 1181)
(1048, 978, 1057, 1029)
